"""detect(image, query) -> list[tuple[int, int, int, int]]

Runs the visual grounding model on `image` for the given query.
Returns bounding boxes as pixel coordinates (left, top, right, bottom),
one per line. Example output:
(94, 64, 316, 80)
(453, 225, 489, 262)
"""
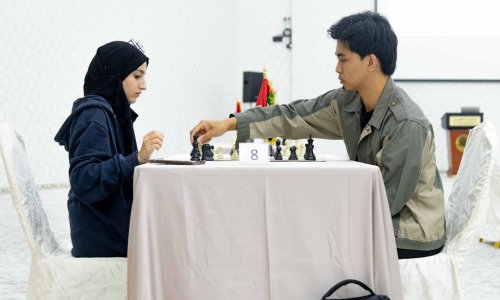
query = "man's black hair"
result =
(328, 11, 398, 76)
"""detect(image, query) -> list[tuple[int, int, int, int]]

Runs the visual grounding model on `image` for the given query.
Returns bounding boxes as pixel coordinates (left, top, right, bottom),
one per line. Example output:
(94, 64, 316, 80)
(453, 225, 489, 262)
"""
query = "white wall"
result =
(291, 0, 374, 158)
(378, 0, 500, 80)
(397, 81, 500, 172)
(0, 0, 291, 188)
(1, 0, 499, 189)
(289, 0, 500, 172)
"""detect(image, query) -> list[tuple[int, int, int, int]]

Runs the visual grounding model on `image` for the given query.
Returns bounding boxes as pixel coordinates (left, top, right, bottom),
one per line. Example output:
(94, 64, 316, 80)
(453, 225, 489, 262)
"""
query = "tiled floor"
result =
(0, 174, 499, 299)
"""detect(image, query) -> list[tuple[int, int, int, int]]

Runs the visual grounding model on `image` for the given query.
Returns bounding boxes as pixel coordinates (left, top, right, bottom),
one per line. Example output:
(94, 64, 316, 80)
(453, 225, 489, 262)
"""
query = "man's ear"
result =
(367, 54, 378, 71)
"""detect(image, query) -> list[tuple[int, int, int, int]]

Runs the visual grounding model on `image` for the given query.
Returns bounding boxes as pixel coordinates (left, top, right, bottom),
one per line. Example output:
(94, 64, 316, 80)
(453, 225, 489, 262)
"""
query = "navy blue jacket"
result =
(55, 95, 140, 257)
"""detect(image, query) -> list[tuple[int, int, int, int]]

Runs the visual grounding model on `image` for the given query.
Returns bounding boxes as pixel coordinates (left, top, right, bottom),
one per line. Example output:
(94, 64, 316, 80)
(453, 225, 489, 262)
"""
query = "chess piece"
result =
(283, 139, 291, 158)
(215, 147, 224, 160)
(230, 144, 239, 160)
(190, 137, 201, 161)
(288, 145, 298, 160)
(268, 142, 275, 157)
(304, 135, 316, 161)
(297, 142, 306, 158)
(274, 139, 283, 160)
(201, 144, 214, 161)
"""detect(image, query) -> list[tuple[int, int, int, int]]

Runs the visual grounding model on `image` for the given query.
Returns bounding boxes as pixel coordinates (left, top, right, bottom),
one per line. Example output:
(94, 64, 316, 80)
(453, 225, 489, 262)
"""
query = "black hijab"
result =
(83, 41, 149, 155)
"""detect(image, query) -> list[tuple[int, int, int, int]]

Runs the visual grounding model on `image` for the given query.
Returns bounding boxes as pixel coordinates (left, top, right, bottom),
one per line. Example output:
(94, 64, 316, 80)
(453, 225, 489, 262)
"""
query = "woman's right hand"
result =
(138, 130, 164, 164)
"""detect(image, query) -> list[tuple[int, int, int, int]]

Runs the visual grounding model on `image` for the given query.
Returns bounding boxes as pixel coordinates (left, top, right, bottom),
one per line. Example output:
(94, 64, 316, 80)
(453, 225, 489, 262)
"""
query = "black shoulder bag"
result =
(321, 279, 390, 300)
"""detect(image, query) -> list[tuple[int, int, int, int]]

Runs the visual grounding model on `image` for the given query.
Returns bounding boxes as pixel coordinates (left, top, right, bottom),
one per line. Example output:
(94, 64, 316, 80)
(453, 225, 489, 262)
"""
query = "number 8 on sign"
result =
(238, 143, 269, 164)
(251, 149, 259, 160)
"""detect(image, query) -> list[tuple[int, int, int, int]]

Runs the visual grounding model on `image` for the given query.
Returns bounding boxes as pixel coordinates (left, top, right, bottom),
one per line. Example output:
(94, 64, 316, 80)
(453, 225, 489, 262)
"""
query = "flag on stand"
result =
(255, 66, 278, 150)
(235, 99, 242, 113)
(255, 66, 275, 107)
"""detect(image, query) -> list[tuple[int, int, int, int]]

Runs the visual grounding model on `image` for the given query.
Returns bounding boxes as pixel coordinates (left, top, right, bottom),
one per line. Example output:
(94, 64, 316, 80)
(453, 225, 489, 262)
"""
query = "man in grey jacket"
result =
(190, 11, 445, 259)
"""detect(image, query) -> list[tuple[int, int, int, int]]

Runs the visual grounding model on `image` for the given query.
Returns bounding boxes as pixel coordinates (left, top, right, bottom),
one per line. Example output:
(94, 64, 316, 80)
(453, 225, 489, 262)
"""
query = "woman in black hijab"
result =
(55, 40, 164, 257)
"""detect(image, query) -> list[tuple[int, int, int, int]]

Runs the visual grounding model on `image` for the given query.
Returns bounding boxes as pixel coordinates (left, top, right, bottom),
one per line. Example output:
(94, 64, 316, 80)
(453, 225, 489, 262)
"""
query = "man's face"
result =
(335, 41, 369, 92)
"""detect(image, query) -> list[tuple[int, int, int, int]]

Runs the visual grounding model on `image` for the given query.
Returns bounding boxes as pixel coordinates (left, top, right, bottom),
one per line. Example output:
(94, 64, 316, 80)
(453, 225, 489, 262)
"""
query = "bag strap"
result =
(321, 279, 376, 300)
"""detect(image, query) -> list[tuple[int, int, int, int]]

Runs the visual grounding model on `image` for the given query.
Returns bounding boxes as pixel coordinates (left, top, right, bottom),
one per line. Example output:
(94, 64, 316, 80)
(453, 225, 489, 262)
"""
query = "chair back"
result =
(444, 121, 497, 258)
(479, 161, 500, 241)
(0, 122, 59, 257)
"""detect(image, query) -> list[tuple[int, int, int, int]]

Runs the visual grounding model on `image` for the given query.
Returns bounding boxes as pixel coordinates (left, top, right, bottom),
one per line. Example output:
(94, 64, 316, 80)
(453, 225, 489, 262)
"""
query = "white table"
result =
(128, 156, 402, 299)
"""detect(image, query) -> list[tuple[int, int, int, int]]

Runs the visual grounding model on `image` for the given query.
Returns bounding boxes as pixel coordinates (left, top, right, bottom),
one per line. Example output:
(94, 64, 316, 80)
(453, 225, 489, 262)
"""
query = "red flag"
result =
(255, 78, 270, 107)
(236, 99, 242, 113)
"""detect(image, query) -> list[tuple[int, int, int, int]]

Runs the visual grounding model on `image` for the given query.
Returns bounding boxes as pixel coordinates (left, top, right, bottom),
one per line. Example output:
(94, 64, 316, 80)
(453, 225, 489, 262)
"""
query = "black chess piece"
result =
(190, 137, 200, 161)
(274, 139, 283, 160)
(201, 144, 214, 161)
(268, 143, 275, 157)
(304, 135, 316, 161)
(288, 145, 298, 160)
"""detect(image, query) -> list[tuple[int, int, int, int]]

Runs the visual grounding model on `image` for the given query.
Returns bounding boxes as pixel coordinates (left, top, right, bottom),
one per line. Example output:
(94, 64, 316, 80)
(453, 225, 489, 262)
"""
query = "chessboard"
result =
(188, 135, 323, 162)
(149, 159, 205, 165)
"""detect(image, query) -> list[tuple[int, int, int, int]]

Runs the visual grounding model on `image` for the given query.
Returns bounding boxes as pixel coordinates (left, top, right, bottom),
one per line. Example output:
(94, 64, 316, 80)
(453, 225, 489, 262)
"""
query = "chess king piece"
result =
(201, 144, 214, 161)
(274, 139, 283, 160)
(288, 145, 298, 160)
(190, 137, 201, 161)
(304, 135, 316, 161)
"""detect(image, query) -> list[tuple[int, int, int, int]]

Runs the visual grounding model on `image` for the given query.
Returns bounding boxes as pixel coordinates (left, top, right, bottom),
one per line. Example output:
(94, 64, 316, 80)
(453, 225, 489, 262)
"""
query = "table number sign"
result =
(238, 143, 270, 165)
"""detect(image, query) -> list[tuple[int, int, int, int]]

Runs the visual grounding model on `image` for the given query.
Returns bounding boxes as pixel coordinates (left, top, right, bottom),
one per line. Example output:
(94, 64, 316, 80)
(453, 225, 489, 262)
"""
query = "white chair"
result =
(479, 162, 500, 248)
(398, 121, 497, 300)
(0, 122, 127, 300)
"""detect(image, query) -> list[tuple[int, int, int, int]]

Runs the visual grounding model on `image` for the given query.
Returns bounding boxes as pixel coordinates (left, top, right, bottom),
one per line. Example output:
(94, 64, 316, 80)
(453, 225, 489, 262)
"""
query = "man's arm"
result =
(189, 88, 344, 145)
(190, 118, 237, 144)
(232, 89, 344, 144)
(380, 121, 433, 215)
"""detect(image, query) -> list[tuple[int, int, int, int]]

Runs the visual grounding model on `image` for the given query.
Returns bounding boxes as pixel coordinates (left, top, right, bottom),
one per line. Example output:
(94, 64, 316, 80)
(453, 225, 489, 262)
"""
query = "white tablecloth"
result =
(128, 156, 402, 299)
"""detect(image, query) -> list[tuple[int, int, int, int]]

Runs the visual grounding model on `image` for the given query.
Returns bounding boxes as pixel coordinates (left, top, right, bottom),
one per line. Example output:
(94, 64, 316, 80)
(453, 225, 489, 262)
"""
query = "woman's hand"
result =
(138, 130, 164, 164)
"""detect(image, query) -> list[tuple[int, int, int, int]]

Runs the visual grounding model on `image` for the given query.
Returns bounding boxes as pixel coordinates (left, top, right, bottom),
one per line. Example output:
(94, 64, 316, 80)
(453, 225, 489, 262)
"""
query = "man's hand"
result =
(189, 118, 237, 144)
(138, 130, 164, 164)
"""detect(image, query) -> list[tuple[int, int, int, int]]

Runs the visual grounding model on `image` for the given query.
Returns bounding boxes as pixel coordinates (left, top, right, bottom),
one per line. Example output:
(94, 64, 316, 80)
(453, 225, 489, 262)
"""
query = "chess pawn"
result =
(288, 145, 298, 160)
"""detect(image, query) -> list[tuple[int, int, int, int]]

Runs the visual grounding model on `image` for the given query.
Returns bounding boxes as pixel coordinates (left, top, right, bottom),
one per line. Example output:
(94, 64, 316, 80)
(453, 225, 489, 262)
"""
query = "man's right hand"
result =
(189, 118, 237, 144)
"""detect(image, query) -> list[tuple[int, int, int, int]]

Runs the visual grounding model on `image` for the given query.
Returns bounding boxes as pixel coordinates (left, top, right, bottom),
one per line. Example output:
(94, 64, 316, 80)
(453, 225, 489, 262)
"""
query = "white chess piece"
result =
(230, 144, 239, 160)
(283, 140, 291, 158)
(215, 147, 224, 160)
(297, 142, 306, 158)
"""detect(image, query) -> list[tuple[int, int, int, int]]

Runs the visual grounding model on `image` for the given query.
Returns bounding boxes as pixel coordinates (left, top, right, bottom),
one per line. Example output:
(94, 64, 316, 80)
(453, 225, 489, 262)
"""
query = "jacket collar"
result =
(343, 78, 397, 129)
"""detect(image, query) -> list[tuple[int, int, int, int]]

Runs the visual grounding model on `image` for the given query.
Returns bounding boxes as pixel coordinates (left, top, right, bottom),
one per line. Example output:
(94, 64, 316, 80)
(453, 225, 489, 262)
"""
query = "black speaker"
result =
(243, 71, 263, 103)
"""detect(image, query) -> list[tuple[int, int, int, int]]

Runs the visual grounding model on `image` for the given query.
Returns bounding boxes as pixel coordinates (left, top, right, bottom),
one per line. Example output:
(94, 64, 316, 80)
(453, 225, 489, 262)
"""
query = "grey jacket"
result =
(233, 78, 445, 251)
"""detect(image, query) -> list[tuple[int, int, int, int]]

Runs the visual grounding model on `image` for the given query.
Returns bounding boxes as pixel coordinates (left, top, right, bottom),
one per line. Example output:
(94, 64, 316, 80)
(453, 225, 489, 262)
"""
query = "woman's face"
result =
(122, 62, 148, 104)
